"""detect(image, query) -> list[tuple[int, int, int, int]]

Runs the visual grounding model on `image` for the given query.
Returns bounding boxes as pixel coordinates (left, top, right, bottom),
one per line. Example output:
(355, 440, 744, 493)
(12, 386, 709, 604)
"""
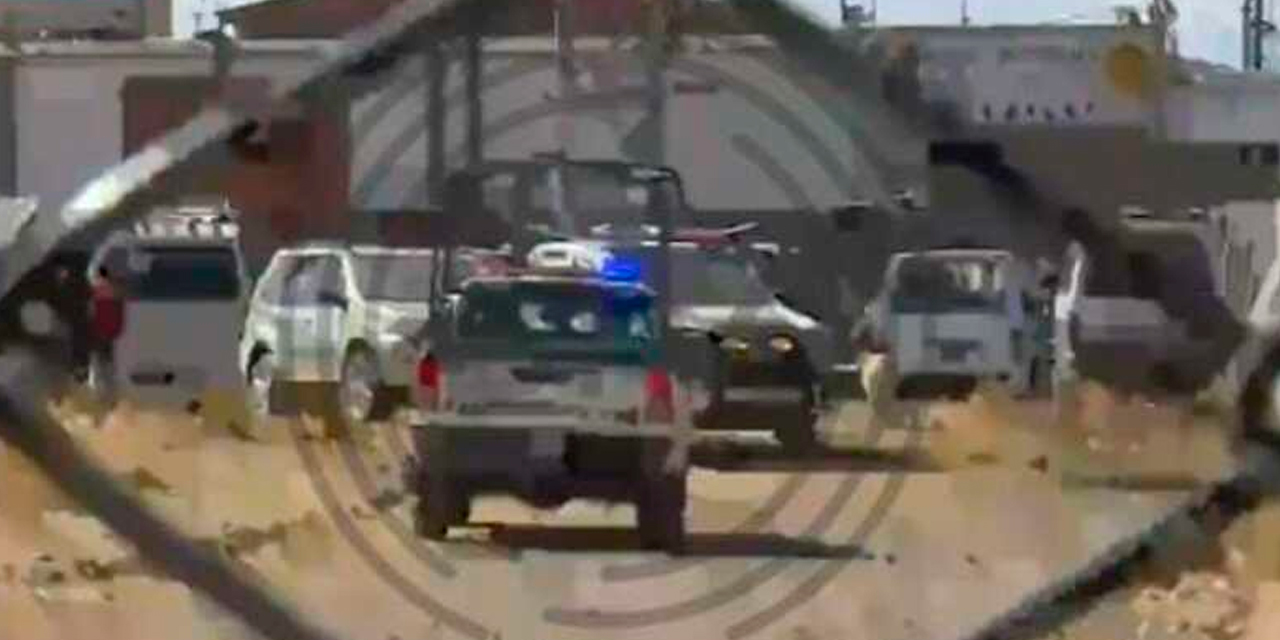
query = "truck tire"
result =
(1242, 353, 1280, 445)
(775, 388, 818, 452)
(413, 472, 470, 541)
(637, 473, 687, 553)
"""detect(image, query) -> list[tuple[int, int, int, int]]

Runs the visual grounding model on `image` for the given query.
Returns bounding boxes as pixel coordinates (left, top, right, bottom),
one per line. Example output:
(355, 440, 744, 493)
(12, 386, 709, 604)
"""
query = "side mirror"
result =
(317, 291, 348, 310)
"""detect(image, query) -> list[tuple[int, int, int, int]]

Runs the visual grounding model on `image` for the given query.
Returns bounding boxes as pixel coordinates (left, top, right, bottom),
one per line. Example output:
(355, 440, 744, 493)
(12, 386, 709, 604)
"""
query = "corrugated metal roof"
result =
(16, 37, 334, 58)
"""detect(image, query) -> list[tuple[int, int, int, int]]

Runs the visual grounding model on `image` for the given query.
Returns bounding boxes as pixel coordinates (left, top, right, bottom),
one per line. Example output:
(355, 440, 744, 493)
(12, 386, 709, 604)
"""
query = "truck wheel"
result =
(775, 387, 818, 452)
(637, 474, 687, 553)
(1242, 353, 1280, 445)
(414, 473, 469, 540)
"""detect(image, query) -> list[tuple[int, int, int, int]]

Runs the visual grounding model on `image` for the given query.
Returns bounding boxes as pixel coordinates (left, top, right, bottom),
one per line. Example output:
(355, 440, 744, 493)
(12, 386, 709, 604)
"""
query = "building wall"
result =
(0, 0, 171, 38)
(1166, 76, 1280, 143)
(13, 43, 319, 212)
(11, 42, 338, 269)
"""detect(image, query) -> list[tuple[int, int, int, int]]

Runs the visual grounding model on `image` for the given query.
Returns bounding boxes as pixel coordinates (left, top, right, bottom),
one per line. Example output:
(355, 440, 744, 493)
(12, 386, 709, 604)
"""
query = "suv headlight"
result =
(768, 334, 797, 354)
(720, 336, 751, 352)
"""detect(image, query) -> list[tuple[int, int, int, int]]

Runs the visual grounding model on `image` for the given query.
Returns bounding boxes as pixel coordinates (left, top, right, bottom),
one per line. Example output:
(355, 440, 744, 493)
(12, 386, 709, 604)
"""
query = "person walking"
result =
(88, 265, 122, 406)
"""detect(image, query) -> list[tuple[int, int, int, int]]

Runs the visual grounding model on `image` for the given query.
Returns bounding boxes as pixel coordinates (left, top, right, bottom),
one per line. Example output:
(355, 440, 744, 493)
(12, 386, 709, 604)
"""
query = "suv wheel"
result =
(332, 347, 391, 435)
(413, 473, 468, 540)
(246, 350, 275, 422)
(236, 350, 278, 441)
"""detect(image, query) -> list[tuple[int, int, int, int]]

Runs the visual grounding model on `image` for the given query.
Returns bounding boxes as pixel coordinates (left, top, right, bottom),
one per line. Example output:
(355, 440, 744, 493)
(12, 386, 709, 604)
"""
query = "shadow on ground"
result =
(690, 440, 942, 473)
(468, 524, 881, 558)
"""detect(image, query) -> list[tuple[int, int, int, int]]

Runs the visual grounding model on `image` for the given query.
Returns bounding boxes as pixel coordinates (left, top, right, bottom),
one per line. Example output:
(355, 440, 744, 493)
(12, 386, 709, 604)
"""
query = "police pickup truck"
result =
(531, 226, 833, 451)
(404, 246, 698, 551)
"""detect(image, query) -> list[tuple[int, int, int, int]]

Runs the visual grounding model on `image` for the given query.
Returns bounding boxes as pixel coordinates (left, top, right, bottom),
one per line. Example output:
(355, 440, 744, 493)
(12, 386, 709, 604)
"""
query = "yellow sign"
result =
(1106, 43, 1152, 98)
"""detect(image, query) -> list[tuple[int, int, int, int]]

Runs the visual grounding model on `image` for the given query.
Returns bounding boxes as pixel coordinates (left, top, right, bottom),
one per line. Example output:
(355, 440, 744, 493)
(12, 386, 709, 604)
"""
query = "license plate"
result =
(934, 341, 977, 362)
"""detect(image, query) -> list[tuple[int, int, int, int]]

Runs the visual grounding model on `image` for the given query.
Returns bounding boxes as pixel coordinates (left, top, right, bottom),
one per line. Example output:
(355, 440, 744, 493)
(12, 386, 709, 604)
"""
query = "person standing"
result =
(88, 265, 122, 405)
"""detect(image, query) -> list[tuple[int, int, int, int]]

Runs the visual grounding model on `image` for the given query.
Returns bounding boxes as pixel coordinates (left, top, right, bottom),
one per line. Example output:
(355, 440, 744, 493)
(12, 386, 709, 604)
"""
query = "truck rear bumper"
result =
(406, 428, 684, 504)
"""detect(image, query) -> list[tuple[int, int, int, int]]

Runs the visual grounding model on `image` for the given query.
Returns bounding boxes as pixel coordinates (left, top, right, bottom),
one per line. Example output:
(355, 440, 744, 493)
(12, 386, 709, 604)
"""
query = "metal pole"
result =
(554, 0, 576, 155)
(645, 0, 668, 166)
(644, 1, 673, 356)
(464, 5, 483, 167)
(425, 43, 447, 206)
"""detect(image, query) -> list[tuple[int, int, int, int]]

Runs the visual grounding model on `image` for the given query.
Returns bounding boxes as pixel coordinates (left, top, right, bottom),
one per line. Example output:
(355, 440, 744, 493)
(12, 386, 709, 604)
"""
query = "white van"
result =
(868, 249, 1045, 399)
(86, 210, 249, 414)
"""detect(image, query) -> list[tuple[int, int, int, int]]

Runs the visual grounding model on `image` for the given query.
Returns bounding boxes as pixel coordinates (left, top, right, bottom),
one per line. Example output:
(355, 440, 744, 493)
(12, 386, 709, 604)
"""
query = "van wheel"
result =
(637, 473, 686, 553)
(413, 473, 468, 540)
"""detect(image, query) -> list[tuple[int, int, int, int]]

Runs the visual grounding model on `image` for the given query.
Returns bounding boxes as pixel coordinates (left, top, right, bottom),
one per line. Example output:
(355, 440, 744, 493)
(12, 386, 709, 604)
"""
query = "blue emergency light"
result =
(600, 255, 643, 283)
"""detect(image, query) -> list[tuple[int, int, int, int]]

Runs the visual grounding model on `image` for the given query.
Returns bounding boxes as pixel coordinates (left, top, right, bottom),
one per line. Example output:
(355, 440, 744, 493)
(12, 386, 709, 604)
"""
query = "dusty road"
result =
(0, 384, 1263, 640)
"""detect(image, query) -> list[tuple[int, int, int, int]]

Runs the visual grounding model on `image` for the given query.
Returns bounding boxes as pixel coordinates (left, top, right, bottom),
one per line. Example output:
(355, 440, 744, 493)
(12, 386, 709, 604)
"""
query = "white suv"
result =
(239, 243, 502, 433)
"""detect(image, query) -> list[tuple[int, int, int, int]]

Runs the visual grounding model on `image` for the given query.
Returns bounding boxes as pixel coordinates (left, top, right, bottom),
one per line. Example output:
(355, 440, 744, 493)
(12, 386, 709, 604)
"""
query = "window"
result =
(888, 255, 1007, 313)
(352, 252, 434, 302)
(126, 247, 240, 301)
(257, 256, 297, 302)
(278, 256, 344, 306)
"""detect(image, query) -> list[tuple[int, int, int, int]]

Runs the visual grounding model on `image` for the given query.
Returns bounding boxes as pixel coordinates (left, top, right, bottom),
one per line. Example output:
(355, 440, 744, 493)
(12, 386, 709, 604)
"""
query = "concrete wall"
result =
(12, 41, 320, 214)
(0, 0, 170, 37)
(1166, 75, 1280, 143)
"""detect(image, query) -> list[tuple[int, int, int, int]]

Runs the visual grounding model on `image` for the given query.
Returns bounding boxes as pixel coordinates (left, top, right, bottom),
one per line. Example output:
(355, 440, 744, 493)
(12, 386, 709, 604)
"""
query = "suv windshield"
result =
(352, 252, 434, 302)
(127, 246, 240, 300)
(889, 255, 1007, 313)
(457, 281, 656, 349)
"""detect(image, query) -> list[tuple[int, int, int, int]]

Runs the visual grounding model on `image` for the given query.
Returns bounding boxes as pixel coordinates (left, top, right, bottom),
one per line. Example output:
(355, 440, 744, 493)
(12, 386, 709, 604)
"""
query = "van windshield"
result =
(127, 247, 240, 301)
(888, 255, 1007, 314)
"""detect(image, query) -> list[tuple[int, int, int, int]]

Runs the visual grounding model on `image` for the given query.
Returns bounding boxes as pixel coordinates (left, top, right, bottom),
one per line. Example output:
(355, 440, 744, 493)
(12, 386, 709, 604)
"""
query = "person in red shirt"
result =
(88, 265, 122, 403)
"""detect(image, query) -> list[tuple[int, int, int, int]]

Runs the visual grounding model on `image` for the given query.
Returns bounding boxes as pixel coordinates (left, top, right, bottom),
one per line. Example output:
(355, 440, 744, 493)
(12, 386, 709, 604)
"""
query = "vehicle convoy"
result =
(547, 229, 831, 449)
(85, 204, 249, 413)
(238, 243, 509, 434)
(858, 248, 1049, 400)
(405, 189, 697, 550)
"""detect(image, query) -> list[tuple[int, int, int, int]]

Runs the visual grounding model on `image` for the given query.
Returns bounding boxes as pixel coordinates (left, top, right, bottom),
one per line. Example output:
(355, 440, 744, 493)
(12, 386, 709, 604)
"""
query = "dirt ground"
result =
(0, 382, 1275, 640)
